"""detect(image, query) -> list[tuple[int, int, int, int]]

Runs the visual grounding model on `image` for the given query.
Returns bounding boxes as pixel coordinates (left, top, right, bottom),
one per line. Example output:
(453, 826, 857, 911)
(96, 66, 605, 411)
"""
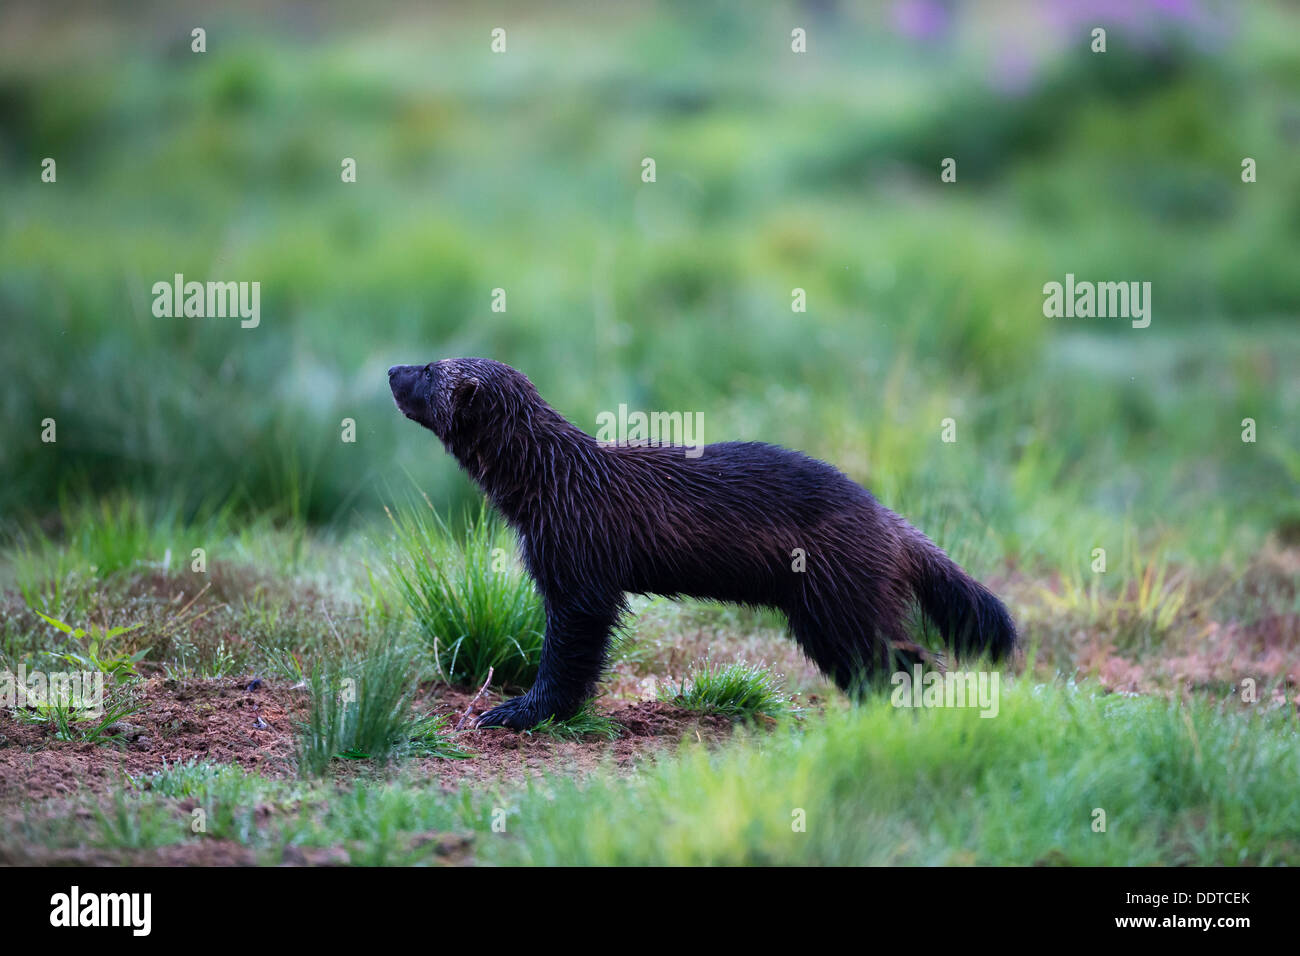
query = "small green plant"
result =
(133, 758, 231, 796)
(264, 646, 307, 683)
(34, 610, 148, 678)
(126, 759, 294, 844)
(407, 712, 471, 759)
(296, 640, 423, 775)
(529, 701, 622, 742)
(377, 497, 545, 688)
(132, 757, 275, 803)
(661, 660, 790, 722)
(163, 636, 239, 681)
(91, 790, 178, 851)
(15, 684, 145, 745)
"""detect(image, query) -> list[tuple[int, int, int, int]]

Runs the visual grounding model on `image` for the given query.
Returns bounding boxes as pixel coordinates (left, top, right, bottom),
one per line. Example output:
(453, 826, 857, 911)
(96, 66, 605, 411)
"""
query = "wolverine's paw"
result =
(473, 695, 548, 730)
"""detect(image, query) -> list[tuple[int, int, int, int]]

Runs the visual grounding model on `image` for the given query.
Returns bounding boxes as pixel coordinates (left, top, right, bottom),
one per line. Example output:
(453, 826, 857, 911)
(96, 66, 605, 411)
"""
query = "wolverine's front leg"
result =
(474, 597, 620, 730)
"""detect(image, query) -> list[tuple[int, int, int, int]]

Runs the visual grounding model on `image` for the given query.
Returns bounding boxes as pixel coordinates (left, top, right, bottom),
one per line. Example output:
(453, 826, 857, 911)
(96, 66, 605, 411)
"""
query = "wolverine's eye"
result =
(423, 367, 433, 381)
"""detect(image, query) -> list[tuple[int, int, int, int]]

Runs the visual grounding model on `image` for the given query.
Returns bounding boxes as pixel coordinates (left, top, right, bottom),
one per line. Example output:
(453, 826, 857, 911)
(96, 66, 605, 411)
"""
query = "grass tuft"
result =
(660, 660, 790, 722)
(295, 639, 421, 776)
(529, 702, 622, 741)
(376, 497, 544, 688)
(407, 711, 472, 759)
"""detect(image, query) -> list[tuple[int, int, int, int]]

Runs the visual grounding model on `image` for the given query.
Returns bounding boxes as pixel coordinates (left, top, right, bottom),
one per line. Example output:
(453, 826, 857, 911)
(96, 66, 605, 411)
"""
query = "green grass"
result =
(133, 758, 277, 802)
(8, 493, 235, 614)
(162, 636, 240, 681)
(119, 761, 297, 849)
(14, 683, 146, 746)
(529, 702, 622, 742)
(660, 660, 790, 722)
(406, 711, 472, 759)
(9, 681, 1297, 865)
(492, 681, 1300, 865)
(295, 637, 426, 775)
(376, 497, 545, 689)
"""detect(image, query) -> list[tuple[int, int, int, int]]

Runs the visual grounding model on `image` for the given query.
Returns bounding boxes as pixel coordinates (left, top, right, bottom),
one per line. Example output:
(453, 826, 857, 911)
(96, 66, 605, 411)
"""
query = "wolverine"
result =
(389, 358, 1016, 729)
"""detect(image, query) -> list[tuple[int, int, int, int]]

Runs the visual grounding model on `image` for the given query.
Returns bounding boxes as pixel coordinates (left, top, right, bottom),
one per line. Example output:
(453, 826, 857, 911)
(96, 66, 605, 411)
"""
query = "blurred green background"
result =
(2, 0, 1297, 575)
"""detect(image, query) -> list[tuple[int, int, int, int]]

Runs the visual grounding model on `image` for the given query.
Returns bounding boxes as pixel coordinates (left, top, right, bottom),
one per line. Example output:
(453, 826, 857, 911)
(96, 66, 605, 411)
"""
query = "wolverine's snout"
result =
(388, 364, 427, 421)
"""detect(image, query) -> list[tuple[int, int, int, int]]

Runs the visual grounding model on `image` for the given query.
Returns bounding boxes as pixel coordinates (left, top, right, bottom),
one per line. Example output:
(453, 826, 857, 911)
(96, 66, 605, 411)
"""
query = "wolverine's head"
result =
(388, 357, 546, 448)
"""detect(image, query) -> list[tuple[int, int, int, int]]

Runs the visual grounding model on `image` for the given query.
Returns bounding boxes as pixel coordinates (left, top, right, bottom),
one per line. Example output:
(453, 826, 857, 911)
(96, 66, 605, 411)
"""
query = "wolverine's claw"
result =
(473, 696, 539, 730)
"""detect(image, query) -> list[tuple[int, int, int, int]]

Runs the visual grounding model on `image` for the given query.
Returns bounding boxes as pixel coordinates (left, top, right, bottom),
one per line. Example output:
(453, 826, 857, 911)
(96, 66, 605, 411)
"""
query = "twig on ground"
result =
(456, 666, 494, 730)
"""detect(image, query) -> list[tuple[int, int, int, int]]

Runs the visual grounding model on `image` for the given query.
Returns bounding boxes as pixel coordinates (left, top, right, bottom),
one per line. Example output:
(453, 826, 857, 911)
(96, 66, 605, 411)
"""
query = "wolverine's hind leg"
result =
(783, 578, 915, 694)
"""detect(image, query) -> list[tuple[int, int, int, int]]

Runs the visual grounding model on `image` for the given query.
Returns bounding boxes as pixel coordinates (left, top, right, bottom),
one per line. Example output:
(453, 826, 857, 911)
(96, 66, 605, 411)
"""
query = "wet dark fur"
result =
(389, 358, 1016, 729)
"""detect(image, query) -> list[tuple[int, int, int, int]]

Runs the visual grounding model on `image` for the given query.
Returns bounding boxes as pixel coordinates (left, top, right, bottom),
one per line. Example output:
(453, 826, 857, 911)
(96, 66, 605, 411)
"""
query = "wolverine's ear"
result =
(452, 376, 480, 409)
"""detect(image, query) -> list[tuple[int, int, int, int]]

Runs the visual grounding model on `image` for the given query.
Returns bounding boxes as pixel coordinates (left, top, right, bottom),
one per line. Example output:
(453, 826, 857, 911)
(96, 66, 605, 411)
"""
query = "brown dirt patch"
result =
(0, 677, 743, 808)
(0, 675, 746, 865)
(392, 687, 739, 789)
(0, 675, 304, 803)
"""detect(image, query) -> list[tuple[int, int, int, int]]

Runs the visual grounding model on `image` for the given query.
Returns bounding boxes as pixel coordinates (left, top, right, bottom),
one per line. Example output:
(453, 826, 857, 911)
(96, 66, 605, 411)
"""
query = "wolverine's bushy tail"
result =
(905, 533, 1016, 662)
